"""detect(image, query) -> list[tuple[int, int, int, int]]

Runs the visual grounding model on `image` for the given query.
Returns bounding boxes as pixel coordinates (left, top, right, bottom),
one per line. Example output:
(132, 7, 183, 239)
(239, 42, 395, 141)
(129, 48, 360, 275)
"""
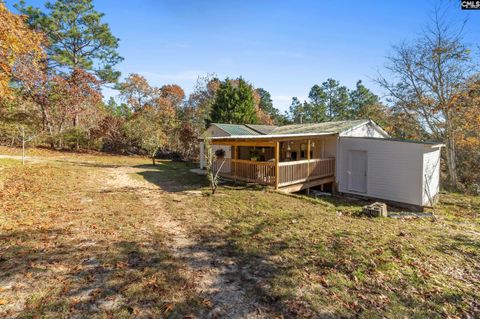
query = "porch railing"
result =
(212, 158, 276, 186)
(212, 157, 335, 188)
(278, 158, 335, 187)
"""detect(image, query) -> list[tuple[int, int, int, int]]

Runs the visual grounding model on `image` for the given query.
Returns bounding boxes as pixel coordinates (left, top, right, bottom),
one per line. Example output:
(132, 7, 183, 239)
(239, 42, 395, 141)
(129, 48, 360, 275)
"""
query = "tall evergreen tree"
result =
(321, 79, 350, 120)
(288, 97, 306, 124)
(105, 97, 131, 118)
(256, 87, 286, 125)
(210, 78, 258, 124)
(16, 0, 123, 83)
(348, 80, 392, 126)
(349, 80, 379, 116)
(288, 80, 387, 124)
(307, 84, 328, 122)
(256, 88, 274, 114)
(346, 80, 392, 130)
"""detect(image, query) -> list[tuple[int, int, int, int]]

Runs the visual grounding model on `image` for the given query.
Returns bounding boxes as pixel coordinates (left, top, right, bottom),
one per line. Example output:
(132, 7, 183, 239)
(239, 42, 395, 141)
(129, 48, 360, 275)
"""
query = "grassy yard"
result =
(0, 147, 479, 318)
(0, 154, 209, 318)
(172, 190, 479, 318)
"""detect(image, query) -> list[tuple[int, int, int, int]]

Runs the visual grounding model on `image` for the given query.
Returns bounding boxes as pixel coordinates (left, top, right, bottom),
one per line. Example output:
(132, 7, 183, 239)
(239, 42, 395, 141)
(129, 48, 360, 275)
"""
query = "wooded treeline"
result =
(0, 0, 478, 192)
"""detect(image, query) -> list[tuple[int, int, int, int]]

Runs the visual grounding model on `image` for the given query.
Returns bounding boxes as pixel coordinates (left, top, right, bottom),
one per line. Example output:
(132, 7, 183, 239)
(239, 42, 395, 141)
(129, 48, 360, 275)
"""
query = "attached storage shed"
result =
(337, 137, 443, 207)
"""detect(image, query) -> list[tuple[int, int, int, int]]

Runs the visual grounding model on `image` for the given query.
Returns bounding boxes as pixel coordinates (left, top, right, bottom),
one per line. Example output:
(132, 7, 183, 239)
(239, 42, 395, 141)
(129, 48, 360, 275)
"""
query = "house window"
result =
(291, 151, 297, 161)
(300, 143, 306, 159)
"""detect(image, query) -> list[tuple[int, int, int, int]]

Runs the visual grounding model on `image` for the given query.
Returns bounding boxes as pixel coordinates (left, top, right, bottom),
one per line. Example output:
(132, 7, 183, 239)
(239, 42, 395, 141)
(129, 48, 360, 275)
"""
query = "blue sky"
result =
(8, 0, 480, 112)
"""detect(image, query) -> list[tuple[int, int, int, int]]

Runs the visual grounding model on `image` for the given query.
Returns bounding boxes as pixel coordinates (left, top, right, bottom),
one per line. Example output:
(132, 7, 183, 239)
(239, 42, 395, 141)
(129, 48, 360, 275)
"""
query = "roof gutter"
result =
(340, 136, 445, 147)
(204, 132, 337, 140)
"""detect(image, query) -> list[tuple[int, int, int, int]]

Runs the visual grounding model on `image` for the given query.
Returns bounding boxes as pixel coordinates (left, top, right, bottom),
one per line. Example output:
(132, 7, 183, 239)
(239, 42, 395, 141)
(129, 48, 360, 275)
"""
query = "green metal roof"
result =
(210, 120, 373, 137)
(245, 124, 277, 135)
(270, 120, 369, 135)
(213, 123, 262, 136)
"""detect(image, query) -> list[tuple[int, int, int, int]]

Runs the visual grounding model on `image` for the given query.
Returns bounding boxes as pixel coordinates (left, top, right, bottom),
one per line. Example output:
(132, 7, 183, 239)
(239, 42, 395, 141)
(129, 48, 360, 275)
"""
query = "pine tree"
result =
(16, 0, 123, 83)
(256, 88, 286, 125)
(307, 84, 328, 122)
(288, 97, 306, 124)
(321, 79, 351, 120)
(210, 78, 258, 124)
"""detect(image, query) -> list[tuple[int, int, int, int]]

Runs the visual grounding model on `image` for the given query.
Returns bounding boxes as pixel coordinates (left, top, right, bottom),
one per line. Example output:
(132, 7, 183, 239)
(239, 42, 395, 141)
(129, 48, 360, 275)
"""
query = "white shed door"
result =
(348, 150, 367, 193)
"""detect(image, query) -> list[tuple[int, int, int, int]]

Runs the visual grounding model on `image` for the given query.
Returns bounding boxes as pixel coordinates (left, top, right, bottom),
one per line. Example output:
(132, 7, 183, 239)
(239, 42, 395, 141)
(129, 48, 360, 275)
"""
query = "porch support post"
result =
(233, 145, 238, 182)
(275, 141, 280, 190)
(307, 139, 311, 161)
(307, 139, 311, 194)
(199, 141, 205, 169)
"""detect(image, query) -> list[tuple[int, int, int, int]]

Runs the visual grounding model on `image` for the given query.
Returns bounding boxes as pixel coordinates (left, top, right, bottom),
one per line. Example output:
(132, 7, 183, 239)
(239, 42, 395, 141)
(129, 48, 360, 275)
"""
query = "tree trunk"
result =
(445, 136, 458, 189)
(210, 172, 216, 195)
(444, 112, 458, 189)
(152, 155, 156, 165)
(21, 127, 25, 166)
(39, 104, 55, 148)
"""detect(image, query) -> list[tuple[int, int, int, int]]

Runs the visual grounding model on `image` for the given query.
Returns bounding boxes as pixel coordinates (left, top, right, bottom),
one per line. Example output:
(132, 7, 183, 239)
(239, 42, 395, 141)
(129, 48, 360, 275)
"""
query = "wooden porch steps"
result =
(277, 176, 335, 193)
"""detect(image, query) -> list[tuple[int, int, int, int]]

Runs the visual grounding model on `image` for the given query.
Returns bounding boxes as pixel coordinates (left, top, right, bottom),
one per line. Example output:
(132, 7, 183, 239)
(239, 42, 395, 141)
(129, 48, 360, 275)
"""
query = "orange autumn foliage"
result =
(160, 84, 185, 106)
(0, 3, 44, 98)
(252, 88, 274, 125)
(454, 78, 480, 189)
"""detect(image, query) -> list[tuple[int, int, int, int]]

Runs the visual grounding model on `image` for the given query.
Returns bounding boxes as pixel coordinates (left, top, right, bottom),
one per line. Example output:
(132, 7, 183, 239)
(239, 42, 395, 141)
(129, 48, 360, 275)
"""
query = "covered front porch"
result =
(210, 136, 336, 191)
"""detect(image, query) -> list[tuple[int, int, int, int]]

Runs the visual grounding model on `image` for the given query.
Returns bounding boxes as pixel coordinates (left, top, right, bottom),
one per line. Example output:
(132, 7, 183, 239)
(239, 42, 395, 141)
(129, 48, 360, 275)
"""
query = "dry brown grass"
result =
(0, 157, 207, 318)
(0, 147, 479, 318)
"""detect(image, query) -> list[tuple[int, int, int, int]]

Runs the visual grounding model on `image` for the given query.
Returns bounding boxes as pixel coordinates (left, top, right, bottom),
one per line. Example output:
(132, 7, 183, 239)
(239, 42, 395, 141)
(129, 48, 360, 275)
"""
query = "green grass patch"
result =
(160, 167, 480, 318)
(1, 151, 478, 318)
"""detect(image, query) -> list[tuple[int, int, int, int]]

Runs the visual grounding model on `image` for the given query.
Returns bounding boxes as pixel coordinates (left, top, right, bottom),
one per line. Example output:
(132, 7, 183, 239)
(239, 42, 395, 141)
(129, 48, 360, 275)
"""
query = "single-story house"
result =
(200, 119, 443, 208)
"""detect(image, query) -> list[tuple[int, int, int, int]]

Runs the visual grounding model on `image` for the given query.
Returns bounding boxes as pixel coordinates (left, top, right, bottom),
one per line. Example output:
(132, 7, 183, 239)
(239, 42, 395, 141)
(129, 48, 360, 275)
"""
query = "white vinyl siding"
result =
(422, 148, 441, 205)
(340, 122, 388, 138)
(338, 137, 425, 206)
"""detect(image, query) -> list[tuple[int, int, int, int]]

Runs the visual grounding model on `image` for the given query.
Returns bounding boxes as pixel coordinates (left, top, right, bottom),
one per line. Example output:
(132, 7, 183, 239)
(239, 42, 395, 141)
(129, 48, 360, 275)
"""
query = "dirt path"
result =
(0, 153, 270, 317)
(103, 165, 270, 318)
(0, 154, 46, 163)
(0, 153, 271, 317)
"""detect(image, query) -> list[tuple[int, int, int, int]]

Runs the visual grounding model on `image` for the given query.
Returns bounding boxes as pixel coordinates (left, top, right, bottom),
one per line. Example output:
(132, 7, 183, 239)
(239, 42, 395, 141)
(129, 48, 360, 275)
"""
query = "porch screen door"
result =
(348, 150, 367, 193)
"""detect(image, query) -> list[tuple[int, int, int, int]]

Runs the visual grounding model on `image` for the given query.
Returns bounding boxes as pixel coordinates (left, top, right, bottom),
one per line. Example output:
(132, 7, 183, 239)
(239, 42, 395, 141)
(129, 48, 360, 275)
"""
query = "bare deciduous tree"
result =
(15, 125, 42, 165)
(204, 137, 225, 195)
(377, 6, 477, 188)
